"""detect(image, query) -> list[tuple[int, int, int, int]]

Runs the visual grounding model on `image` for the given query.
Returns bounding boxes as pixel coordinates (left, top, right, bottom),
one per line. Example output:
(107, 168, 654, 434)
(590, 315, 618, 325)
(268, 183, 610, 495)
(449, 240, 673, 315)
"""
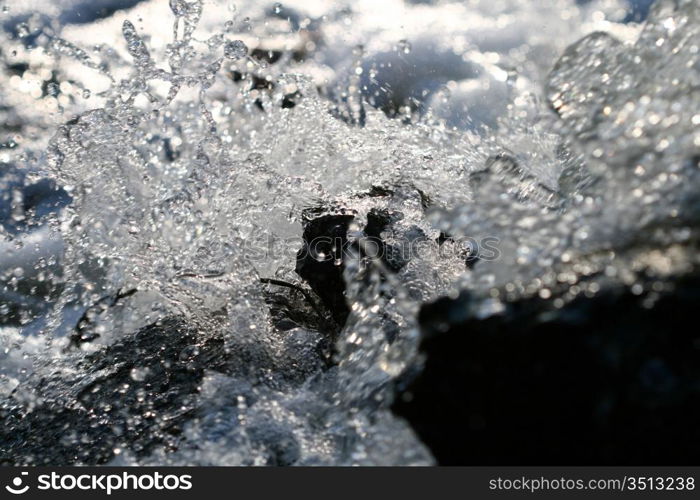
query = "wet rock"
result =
(295, 208, 356, 328)
(281, 90, 302, 109)
(295, 186, 440, 327)
(393, 273, 700, 464)
(295, 185, 475, 334)
(363, 208, 412, 272)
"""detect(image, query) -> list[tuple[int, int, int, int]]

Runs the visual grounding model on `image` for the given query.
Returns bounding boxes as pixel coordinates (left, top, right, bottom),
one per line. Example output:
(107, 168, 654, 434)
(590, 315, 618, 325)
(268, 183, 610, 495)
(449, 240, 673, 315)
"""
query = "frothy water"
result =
(0, 0, 698, 465)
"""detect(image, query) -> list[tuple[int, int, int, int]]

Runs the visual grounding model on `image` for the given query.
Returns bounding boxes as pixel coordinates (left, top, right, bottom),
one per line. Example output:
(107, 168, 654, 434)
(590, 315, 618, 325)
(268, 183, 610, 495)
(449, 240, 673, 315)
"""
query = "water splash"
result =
(0, 0, 697, 465)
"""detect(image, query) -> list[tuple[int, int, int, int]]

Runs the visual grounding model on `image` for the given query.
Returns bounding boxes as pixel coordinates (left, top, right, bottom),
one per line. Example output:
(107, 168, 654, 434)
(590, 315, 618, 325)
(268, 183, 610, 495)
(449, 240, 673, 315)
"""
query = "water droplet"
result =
(273, 3, 283, 15)
(224, 39, 247, 60)
(82, 89, 91, 99)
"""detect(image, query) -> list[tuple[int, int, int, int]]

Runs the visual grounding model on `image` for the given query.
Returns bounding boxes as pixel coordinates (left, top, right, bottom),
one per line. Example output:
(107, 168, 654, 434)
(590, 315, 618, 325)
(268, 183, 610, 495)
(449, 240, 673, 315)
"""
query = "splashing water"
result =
(0, 0, 698, 465)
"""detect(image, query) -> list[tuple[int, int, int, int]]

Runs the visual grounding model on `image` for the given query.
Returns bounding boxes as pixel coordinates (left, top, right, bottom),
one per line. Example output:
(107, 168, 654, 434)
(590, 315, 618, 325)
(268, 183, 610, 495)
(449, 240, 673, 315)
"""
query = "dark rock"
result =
(281, 91, 301, 109)
(295, 186, 474, 333)
(364, 208, 410, 272)
(393, 274, 700, 464)
(295, 209, 356, 327)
